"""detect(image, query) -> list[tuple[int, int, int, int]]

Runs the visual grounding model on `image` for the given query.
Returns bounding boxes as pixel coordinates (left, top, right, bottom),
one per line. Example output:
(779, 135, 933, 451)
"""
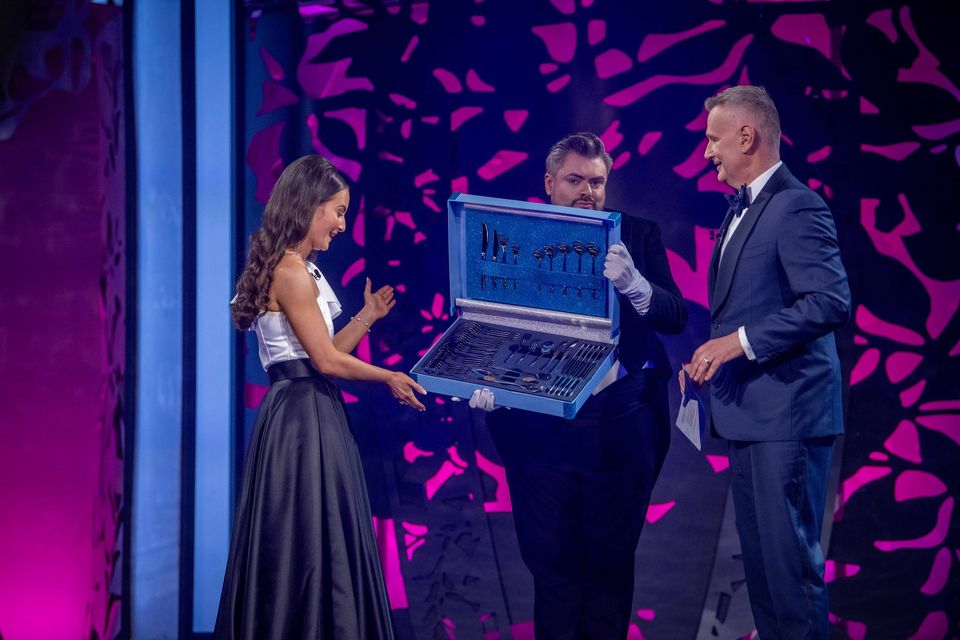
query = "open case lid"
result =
(447, 193, 621, 340)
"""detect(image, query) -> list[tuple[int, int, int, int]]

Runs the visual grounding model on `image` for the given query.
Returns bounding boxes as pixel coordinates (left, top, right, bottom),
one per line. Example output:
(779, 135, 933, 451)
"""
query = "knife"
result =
(480, 223, 488, 289)
(491, 228, 499, 288)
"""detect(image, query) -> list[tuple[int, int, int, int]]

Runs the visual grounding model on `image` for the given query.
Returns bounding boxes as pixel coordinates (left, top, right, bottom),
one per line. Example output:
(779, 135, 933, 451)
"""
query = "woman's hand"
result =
(386, 371, 427, 411)
(362, 278, 396, 321)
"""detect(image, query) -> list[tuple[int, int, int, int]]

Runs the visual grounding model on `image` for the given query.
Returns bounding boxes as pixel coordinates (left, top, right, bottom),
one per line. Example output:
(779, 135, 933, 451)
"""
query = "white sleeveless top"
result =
(252, 262, 342, 370)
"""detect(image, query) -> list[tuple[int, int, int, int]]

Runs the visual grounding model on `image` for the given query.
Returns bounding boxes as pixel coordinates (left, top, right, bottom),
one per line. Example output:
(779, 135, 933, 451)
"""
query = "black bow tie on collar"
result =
(725, 184, 749, 217)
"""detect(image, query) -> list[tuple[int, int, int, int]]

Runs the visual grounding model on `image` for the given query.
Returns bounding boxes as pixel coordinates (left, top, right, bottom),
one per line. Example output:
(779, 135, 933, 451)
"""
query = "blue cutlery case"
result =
(410, 193, 621, 418)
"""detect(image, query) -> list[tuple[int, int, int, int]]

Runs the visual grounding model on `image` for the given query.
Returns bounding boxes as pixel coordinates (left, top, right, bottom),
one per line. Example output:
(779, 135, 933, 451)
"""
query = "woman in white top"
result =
(215, 155, 425, 640)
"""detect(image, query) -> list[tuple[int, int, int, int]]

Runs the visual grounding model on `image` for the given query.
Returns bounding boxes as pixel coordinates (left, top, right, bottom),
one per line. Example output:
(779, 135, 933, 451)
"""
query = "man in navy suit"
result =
(685, 86, 850, 638)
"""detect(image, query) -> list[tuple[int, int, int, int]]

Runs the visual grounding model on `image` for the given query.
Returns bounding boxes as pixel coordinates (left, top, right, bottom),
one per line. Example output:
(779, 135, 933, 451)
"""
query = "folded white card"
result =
(676, 370, 706, 450)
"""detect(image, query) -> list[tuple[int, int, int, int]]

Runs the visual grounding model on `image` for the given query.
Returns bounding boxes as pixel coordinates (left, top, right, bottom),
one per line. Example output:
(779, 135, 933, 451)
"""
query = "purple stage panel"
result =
(0, 4, 124, 639)
(0, 84, 104, 640)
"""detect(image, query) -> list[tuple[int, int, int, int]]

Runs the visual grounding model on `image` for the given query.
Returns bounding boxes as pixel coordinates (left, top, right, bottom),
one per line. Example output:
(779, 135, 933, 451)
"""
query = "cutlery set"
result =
(479, 223, 520, 290)
(479, 222, 605, 299)
(419, 321, 614, 399)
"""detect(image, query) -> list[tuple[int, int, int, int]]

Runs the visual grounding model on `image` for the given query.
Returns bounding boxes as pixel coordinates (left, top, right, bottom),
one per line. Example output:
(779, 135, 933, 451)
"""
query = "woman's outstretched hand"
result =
(387, 371, 427, 411)
(363, 278, 396, 321)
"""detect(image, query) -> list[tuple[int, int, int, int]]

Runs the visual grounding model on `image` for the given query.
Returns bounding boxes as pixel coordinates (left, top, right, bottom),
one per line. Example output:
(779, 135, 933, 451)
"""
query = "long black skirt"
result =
(214, 358, 394, 639)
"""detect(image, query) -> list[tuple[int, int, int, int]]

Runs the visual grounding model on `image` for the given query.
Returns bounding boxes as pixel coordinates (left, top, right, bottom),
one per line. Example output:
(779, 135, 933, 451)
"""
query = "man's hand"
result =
(686, 331, 745, 384)
(603, 243, 652, 315)
(603, 243, 641, 293)
(468, 388, 495, 411)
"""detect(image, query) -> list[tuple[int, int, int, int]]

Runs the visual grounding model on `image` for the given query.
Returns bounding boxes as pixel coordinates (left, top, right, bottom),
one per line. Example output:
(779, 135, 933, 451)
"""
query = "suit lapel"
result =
(710, 164, 792, 315)
(708, 206, 735, 308)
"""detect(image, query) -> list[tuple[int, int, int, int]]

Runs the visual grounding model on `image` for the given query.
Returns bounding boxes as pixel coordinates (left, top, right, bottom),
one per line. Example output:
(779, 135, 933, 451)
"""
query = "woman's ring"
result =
(703, 358, 712, 364)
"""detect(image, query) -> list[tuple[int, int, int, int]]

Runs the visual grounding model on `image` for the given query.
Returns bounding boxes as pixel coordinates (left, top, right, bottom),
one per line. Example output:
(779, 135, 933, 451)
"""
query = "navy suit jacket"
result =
(707, 164, 851, 441)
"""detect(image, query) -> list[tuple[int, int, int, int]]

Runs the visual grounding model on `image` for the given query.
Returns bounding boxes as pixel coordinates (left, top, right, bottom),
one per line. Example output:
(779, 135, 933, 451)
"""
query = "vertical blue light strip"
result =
(132, 1, 182, 637)
(193, 0, 234, 631)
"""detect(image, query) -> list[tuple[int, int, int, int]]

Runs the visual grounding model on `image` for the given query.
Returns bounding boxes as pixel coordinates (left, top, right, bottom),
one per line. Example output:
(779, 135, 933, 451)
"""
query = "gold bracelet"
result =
(351, 315, 371, 332)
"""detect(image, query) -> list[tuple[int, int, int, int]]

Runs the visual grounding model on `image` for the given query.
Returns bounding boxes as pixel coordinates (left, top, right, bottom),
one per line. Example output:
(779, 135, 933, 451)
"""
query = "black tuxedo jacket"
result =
(616, 214, 687, 377)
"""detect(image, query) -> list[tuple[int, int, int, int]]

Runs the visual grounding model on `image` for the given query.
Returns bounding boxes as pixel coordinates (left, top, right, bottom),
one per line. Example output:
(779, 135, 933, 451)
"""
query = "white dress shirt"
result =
(720, 161, 782, 361)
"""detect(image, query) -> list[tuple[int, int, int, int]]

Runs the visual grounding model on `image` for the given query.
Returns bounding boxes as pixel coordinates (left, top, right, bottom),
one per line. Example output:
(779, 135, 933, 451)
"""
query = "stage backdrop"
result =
(234, 1, 960, 639)
(0, 3, 125, 640)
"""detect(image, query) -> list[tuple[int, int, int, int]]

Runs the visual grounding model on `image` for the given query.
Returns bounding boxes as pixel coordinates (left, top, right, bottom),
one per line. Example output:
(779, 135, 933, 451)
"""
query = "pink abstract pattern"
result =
(373, 517, 409, 609)
(637, 20, 726, 63)
(770, 14, 851, 80)
(831, 14, 960, 619)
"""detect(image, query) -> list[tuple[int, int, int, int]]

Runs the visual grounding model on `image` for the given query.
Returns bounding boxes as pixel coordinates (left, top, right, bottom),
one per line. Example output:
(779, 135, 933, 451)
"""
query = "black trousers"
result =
(487, 372, 671, 639)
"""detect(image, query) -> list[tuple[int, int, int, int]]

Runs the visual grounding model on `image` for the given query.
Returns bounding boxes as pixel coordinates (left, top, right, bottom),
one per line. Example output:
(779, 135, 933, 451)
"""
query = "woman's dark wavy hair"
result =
(232, 155, 348, 329)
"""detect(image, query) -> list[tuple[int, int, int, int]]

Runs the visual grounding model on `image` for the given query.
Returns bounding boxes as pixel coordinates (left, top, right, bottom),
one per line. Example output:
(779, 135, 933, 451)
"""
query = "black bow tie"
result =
(725, 184, 749, 217)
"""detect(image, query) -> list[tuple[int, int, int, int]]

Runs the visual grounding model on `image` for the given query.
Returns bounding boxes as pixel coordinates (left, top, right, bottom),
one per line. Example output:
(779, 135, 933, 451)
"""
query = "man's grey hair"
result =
(705, 85, 781, 150)
(545, 131, 613, 175)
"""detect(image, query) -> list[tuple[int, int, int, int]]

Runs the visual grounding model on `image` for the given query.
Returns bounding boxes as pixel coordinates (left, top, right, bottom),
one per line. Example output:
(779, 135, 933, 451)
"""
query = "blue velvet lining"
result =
(462, 208, 611, 316)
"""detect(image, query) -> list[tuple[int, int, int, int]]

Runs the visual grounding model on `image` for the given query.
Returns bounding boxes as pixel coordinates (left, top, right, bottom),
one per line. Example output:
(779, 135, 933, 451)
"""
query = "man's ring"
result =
(398, 400, 405, 405)
(703, 358, 712, 364)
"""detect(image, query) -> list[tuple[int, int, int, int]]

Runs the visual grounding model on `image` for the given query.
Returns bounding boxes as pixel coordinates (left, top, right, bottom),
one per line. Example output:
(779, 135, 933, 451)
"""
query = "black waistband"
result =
(267, 358, 318, 383)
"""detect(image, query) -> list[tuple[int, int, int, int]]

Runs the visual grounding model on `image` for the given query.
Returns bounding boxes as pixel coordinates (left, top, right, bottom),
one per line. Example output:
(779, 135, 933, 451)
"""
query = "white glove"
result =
(468, 388, 496, 411)
(603, 243, 652, 314)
